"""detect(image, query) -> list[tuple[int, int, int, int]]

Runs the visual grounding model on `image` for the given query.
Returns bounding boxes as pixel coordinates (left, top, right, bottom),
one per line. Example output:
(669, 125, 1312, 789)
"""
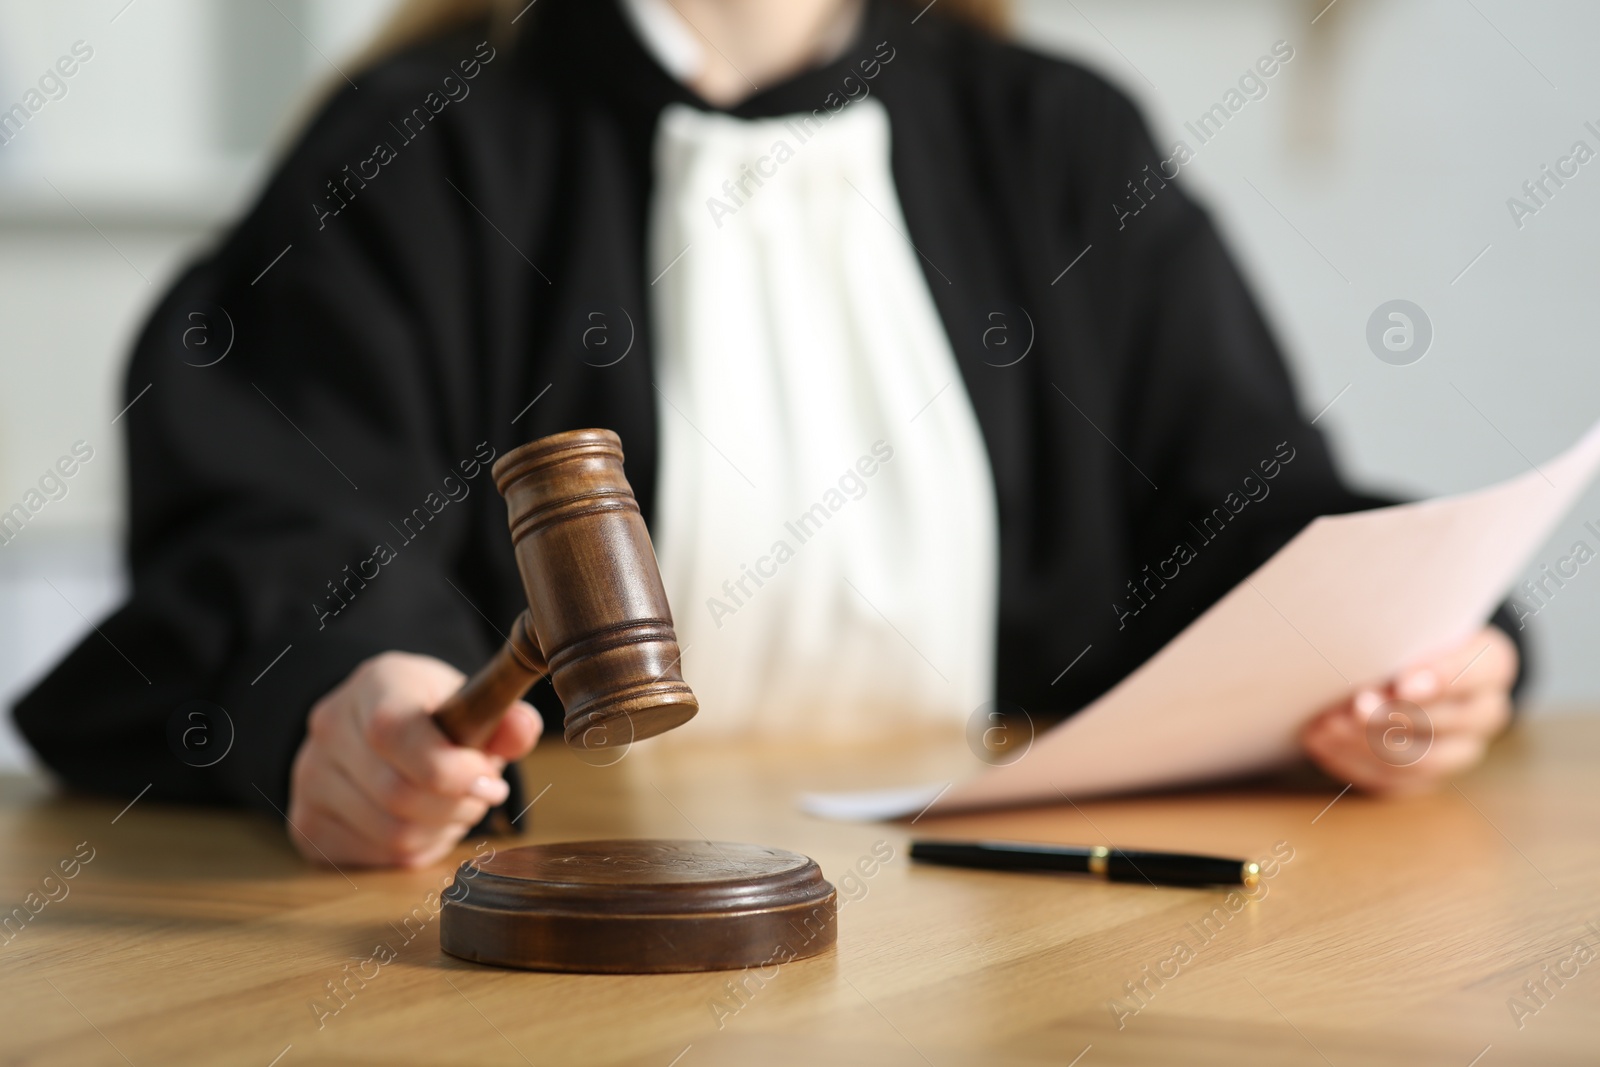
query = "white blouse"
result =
(624, 0, 1001, 738)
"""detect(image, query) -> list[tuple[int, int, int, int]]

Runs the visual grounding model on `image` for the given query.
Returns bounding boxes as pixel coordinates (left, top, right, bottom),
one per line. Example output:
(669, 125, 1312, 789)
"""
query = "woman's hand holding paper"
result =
(1301, 626, 1517, 794)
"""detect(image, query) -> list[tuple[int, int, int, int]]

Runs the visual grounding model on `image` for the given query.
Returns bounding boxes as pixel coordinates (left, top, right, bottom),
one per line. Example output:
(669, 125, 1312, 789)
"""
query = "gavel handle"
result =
(433, 610, 547, 750)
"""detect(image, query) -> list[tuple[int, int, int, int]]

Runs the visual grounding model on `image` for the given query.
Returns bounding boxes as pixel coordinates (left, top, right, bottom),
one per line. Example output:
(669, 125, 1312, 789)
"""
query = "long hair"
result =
(356, 0, 1010, 71)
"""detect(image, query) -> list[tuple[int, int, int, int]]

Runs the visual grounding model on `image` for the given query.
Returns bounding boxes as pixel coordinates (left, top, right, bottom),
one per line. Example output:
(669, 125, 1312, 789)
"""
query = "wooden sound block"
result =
(440, 840, 838, 973)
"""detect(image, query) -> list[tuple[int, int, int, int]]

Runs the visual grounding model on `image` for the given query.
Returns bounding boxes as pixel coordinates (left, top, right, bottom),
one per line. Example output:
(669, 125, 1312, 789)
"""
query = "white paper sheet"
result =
(799, 417, 1600, 821)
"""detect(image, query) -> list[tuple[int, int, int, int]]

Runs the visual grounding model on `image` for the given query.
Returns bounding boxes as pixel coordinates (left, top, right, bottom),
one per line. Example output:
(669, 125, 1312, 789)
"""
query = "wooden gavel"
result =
(432, 429, 698, 751)
(431, 431, 836, 977)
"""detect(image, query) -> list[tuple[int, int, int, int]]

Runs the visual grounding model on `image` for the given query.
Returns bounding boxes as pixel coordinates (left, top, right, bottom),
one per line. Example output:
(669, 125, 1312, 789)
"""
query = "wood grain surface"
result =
(1, 716, 1596, 1066)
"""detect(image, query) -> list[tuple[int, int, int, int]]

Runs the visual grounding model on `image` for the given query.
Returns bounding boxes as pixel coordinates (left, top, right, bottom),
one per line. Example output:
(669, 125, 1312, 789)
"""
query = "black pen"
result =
(909, 839, 1260, 888)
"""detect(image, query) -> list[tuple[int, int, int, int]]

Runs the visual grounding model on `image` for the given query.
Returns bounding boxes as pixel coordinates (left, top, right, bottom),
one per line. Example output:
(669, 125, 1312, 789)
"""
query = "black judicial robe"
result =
(13, 0, 1522, 815)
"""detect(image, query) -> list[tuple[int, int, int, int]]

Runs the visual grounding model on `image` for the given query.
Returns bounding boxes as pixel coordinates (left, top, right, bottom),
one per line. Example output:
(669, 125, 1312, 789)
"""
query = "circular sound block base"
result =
(440, 840, 838, 973)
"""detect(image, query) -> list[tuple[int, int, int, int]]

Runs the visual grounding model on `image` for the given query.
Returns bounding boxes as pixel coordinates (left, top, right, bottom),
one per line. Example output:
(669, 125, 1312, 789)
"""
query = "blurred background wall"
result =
(1, 0, 1595, 768)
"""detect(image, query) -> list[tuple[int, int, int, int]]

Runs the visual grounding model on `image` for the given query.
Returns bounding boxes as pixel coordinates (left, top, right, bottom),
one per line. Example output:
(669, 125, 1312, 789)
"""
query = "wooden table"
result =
(3, 715, 1597, 1066)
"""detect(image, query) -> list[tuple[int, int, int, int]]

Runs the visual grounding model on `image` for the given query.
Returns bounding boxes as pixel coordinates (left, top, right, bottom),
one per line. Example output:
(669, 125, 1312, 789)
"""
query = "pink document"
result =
(801, 418, 1600, 820)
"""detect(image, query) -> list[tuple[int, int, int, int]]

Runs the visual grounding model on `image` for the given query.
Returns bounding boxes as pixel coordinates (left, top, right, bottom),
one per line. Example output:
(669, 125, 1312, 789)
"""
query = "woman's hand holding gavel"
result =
(287, 652, 543, 868)
(285, 429, 697, 869)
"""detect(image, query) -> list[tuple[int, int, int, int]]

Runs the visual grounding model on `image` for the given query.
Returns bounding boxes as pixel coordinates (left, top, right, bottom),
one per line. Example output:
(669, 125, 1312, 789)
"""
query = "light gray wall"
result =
(0, 0, 1595, 769)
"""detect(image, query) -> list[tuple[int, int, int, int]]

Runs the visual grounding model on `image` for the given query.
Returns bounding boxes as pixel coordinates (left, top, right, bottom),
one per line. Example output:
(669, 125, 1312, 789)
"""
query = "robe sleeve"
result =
(11, 44, 514, 814)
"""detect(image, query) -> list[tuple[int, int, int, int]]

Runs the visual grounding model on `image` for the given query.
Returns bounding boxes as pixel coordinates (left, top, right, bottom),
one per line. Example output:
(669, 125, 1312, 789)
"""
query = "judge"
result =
(14, 0, 1520, 867)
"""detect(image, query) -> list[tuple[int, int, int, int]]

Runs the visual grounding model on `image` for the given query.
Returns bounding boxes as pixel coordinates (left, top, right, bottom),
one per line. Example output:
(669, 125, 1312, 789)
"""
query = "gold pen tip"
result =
(1242, 861, 1261, 888)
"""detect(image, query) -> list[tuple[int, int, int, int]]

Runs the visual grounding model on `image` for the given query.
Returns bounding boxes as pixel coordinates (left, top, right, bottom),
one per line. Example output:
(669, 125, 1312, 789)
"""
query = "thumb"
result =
(482, 700, 542, 762)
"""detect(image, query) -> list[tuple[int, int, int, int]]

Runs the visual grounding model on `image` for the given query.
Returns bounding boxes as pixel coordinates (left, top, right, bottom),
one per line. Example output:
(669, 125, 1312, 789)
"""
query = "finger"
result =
(481, 701, 542, 763)
(1350, 687, 1386, 724)
(1329, 686, 1508, 754)
(331, 704, 507, 823)
(365, 704, 513, 799)
(1302, 708, 1427, 793)
(1304, 717, 1488, 796)
(1405, 732, 1489, 782)
(1412, 692, 1512, 740)
(1303, 728, 1422, 795)
(292, 803, 455, 869)
(305, 755, 482, 865)
(288, 750, 406, 868)
(1301, 707, 1351, 749)
(307, 805, 476, 870)
(1302, 710, 1377, 768)
(1357, 733, 1490, 796)
(310, 740, 468, 851)
(1302, 689, 1382, 750)
(1394, 664, 1441, 704)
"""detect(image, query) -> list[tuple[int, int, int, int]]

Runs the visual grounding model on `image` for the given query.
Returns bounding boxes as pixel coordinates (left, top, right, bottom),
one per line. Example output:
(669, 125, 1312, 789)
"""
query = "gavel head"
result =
(491, 429, 698, 749)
